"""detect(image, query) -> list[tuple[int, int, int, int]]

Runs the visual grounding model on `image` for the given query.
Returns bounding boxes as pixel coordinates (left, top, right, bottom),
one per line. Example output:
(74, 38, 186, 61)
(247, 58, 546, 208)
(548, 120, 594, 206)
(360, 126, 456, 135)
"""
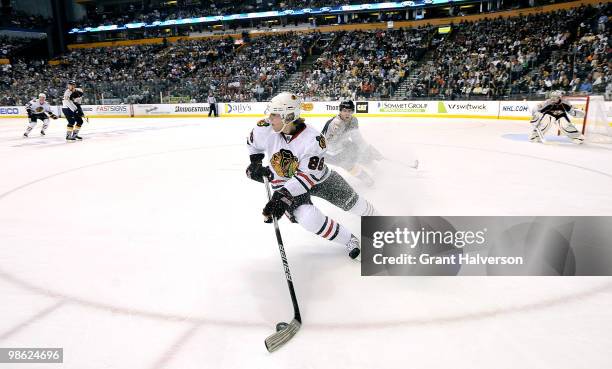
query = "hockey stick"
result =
(262, 176, 302, 352)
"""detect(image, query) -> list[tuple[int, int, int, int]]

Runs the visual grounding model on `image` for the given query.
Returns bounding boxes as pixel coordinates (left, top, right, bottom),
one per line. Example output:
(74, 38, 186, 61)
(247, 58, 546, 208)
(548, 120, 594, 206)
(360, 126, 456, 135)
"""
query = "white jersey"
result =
(247, 119, 331, 196)
(321, 115, 367, 155)
(62, 88, 81, 111)
(25, 99, 53, 116)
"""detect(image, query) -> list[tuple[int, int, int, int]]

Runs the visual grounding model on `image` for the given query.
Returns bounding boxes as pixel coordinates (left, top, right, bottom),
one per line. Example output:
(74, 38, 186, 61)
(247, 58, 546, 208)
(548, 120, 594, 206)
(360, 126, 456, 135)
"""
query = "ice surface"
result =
(0, 116, 611, 368)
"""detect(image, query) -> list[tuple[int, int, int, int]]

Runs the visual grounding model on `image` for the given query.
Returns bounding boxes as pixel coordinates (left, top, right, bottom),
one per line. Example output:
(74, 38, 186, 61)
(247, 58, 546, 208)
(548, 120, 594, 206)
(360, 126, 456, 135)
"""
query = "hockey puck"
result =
(276, 322, 288, 332)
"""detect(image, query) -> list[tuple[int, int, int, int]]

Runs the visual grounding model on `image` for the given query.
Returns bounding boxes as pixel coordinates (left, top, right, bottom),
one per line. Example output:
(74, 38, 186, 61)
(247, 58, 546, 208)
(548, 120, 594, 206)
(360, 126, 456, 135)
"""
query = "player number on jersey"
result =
(308, 156, 325, 171)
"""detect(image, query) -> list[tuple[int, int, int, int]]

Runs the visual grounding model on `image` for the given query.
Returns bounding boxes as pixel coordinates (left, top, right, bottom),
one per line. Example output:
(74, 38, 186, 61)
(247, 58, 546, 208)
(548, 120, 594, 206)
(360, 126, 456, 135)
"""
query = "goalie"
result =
(529, 91, 585, 144)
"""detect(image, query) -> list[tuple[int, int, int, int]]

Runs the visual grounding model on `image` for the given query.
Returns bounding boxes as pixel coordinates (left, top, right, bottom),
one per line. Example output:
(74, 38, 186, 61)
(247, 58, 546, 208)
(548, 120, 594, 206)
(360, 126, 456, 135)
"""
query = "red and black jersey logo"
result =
(271, 149, 299, 178)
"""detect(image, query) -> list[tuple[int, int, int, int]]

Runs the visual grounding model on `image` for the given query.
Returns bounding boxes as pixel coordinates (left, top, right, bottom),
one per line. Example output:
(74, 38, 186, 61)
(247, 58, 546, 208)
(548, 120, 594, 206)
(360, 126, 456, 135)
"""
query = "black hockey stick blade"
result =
(265, 318, 301, 352)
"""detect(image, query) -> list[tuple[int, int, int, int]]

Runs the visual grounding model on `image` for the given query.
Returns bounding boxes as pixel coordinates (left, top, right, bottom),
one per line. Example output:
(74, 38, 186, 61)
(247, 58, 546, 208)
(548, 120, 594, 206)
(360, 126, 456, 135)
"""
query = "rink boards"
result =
(2, 100, 612, 124)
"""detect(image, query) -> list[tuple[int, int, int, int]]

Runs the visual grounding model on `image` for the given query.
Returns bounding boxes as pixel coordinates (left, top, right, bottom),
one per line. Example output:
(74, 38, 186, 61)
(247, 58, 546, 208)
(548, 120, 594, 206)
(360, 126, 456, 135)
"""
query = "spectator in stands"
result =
(579, 78, 594, 93)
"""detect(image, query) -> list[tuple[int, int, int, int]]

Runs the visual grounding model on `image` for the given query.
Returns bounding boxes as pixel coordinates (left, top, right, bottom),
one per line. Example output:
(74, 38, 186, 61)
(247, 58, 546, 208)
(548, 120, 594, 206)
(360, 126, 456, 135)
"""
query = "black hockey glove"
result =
(263, 187, 293, 223)
(48, 112, 58, 120)
(26, 110, 33, 119)
(246, 153, 272, 183)
(76, 105, 84, 117)
(70, 89, 84, 100)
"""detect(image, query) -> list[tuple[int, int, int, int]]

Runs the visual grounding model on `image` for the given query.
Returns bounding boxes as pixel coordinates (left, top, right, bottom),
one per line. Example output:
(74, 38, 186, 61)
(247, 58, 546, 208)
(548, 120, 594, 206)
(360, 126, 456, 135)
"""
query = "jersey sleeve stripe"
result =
(297, 172, 315, 187)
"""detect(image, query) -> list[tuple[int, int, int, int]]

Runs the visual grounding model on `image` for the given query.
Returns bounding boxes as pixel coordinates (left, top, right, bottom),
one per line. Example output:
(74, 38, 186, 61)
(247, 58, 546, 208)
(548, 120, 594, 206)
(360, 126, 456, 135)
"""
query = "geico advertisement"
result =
(0, 106, 27, 117)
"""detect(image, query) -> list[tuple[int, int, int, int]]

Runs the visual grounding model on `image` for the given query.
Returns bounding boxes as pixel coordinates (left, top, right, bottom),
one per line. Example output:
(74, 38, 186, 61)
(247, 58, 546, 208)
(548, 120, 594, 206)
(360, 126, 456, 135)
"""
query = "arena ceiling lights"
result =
(68, 0, 470, 34)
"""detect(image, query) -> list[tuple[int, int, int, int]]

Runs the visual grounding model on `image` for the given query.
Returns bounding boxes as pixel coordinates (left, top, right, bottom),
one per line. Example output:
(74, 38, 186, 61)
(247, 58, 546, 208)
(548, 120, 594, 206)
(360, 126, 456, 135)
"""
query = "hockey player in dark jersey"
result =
(320, 100, 382, 186)
(529, 91, 586, 144)
(62, 80, 86, 140)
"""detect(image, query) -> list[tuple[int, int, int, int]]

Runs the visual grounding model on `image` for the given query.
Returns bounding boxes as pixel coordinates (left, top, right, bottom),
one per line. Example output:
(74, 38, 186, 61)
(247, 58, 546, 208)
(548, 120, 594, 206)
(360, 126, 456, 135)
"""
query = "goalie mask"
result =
(549, 90, 564, 103)
(266, 92, 302, 132)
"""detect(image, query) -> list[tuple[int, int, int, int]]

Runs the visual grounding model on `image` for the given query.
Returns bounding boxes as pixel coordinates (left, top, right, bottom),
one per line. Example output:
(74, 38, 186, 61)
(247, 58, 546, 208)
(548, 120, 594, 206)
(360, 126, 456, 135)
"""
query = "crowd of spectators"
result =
(1, 3, 610, 105)
(289, 27, 434, 101)
(0, 37, 36, 58)
(0, 32, 316, 105)
(404, 3, 611, 99)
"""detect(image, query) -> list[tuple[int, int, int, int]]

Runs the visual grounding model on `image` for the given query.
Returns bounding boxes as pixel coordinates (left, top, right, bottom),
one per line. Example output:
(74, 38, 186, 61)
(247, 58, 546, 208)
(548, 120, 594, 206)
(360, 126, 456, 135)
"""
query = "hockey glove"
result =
(246, 153, 272, 183)
(49, 113, 58, 120)
(263, 187, 293, 223)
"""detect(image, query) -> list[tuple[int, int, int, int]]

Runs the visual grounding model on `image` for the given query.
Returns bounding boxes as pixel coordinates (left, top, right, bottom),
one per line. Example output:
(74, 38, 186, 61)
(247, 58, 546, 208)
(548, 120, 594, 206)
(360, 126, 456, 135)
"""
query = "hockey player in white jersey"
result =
(62, 80, 86, 141)
(321, 100, 382, 186)
(529, 91, 586, 144)
(23, 93, 58, 137)
(246, 92, 377, 260)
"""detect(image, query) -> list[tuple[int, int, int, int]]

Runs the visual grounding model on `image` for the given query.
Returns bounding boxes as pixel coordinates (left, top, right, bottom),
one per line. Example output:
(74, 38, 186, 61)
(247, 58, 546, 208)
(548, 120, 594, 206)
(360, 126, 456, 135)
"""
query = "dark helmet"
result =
(68, 80, 76, 86)
(339, 100, 355, 111)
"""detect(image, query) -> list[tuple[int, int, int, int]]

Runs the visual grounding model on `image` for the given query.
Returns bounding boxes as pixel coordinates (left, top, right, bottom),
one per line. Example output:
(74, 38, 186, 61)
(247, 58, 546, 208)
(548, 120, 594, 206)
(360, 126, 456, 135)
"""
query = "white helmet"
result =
(266, 92, 301, 127)
(38, 93, 46, 99)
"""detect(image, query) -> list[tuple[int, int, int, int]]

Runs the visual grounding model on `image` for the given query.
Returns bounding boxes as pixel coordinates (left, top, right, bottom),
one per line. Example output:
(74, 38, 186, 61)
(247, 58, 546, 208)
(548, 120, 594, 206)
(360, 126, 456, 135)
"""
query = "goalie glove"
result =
(263, 187, 293, 223)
